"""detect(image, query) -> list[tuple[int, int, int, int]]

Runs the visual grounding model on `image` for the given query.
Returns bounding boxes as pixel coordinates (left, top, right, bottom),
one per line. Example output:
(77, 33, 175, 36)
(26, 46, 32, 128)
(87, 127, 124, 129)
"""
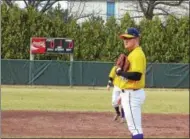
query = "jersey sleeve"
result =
(109, 66, 116, 79)
(130, 55, 145, 73)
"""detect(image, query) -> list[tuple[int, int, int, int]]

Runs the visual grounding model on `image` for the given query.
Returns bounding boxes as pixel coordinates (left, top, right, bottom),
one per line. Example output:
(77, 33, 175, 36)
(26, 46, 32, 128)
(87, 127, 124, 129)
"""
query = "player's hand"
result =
(117, 97, 121, 105)
(106, 84, 110, 91)
(116, 67, 122, 75)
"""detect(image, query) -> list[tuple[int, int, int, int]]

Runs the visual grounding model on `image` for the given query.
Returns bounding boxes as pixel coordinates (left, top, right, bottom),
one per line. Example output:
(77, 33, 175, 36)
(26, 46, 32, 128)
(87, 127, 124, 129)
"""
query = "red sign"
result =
(68, 40, 74, 49)
(30, 37, 46, 54)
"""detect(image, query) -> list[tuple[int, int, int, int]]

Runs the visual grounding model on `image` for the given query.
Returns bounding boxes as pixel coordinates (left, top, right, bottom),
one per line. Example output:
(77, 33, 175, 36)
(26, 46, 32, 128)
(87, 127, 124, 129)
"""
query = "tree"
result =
(104, 16, 121, 61)
(78, 16, 105, 61)
(46, 3, 72, 23)
(67, 0, 103, 21)
(163, 15, 189, 63)
(122, 0, 188, 20)
(3, 0, 62, 13)
(139, 16, 165, 62)
(1, 2, 189, 62)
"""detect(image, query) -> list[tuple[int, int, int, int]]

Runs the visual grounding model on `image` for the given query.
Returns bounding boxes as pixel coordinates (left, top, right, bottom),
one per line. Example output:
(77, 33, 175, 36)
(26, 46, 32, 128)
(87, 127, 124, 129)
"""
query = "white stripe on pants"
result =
(120, 89, 146, 135)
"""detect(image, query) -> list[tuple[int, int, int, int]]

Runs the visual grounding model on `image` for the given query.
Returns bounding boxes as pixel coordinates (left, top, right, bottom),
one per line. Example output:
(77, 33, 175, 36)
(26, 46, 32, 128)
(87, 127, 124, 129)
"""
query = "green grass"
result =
(1, 85, 189, 114)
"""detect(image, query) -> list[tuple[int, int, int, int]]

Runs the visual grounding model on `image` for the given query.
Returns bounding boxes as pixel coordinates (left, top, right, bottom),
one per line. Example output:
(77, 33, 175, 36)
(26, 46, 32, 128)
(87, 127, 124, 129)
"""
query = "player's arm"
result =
(107, 66, 116, 86)
(107, 66, 116, 89)
(107, 77, 114, 86)
(116, 71, 141, 81)
(116, 55, 143, 81)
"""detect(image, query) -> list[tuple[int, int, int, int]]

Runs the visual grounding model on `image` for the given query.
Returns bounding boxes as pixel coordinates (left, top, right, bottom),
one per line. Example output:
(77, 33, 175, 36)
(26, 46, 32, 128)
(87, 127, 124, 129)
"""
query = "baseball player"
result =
(107, 65, 125, 123)
(115, 27, 146, 139)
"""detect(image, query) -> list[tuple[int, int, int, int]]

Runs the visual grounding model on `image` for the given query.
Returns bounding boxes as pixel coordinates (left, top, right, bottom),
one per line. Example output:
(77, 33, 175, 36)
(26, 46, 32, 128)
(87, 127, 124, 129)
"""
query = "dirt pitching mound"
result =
(2, 110, 189, 138)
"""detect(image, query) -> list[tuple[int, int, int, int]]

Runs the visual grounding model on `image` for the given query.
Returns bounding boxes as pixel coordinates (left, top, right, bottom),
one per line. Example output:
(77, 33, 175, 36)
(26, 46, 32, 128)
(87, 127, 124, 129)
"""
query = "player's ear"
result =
(136, 37, 140, 42)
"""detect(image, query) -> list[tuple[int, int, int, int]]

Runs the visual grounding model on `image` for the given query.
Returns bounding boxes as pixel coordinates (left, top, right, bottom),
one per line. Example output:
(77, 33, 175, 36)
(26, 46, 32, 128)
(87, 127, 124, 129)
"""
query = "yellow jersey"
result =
(120, 46, 146, 89)
(109, 66, 122, 88)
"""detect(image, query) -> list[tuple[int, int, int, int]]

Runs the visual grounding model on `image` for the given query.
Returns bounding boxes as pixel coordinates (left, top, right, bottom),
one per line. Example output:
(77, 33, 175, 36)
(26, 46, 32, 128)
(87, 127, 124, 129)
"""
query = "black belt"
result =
(122, 89, 139, 93)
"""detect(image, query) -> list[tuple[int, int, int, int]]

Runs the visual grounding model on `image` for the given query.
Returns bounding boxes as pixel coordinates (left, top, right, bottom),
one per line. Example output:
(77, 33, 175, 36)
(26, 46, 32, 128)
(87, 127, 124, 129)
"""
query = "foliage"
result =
(1, 3, 189, 63)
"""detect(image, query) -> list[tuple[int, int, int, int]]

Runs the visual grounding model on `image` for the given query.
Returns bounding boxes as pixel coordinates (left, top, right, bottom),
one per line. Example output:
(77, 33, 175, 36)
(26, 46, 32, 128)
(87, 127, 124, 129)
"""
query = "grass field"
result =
(1, 85, 189, 114)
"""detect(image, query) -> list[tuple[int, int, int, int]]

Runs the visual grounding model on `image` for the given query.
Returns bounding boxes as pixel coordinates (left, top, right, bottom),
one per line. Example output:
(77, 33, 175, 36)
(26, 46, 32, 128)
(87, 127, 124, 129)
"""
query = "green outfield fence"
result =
(1, 59, 189, 88)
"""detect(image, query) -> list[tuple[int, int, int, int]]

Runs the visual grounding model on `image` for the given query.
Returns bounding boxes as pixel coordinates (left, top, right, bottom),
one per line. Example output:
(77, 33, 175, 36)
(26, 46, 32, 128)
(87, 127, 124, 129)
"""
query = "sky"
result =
(15, 1, 68, 9)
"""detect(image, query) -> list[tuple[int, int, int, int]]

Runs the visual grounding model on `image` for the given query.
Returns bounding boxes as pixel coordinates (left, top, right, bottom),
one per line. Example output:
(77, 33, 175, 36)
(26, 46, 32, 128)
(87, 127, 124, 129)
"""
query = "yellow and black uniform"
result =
(108, 66, 125, 120)
(108, 66, 122, 88)
(119, 27, 146, 138)
(119, 46, 146, 89)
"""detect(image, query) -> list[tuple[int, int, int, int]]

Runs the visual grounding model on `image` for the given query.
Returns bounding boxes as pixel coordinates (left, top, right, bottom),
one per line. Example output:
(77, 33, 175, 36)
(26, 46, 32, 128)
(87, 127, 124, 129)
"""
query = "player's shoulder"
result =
(134, 47, 145, 56)
(128, 47, 146, 61)
(110, 66, 117, 74)
(112, 65, 117, 70)
(128, 47, 141, 56)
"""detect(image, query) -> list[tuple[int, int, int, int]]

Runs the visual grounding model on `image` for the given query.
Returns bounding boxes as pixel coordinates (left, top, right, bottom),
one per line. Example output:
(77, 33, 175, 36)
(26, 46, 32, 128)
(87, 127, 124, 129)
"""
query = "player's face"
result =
(123, 37, 136, 50)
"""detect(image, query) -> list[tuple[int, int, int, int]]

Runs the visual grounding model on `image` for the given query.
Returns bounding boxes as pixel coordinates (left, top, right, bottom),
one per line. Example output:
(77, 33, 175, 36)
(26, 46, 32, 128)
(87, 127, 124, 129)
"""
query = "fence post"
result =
(69, 54, 74, 87)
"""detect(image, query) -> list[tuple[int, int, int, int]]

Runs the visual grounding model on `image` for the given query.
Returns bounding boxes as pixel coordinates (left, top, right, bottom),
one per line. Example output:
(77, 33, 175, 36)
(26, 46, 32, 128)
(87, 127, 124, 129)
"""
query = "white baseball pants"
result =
(112, 85, 122, 107)
(120, 89, 146, 135)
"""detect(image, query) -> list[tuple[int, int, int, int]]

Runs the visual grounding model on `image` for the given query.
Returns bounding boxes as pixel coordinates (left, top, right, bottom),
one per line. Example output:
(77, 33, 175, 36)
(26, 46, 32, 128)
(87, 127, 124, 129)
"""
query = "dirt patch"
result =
(2, 110, 189, 138)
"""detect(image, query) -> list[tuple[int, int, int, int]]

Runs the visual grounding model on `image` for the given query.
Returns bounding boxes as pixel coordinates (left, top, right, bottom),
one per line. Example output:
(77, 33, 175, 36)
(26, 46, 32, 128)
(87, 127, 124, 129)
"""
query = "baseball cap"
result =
(120, 27, 140, 39)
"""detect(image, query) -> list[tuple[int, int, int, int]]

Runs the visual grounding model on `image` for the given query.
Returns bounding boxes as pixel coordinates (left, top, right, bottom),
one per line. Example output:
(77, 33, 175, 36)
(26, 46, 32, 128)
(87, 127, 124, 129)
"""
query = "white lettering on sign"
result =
(32, 41, 45, 48)
(47, 48, 54, 51)
(55, 48, 64, 51)
(66, 49, 72, 51)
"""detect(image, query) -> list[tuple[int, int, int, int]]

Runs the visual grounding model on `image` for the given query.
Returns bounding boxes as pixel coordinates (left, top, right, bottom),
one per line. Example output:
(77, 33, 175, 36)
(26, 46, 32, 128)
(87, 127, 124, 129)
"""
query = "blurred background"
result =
(1, 0, 189, 88)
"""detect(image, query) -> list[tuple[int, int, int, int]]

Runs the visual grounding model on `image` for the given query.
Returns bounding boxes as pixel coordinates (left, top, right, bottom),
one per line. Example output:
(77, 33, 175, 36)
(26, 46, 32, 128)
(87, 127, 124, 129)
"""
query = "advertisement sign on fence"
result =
(30, 37, 46, 54)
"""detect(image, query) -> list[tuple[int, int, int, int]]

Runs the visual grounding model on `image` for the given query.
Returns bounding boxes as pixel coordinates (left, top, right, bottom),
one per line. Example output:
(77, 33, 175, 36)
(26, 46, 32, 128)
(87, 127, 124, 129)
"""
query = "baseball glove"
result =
(115, 54, 130, 72)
